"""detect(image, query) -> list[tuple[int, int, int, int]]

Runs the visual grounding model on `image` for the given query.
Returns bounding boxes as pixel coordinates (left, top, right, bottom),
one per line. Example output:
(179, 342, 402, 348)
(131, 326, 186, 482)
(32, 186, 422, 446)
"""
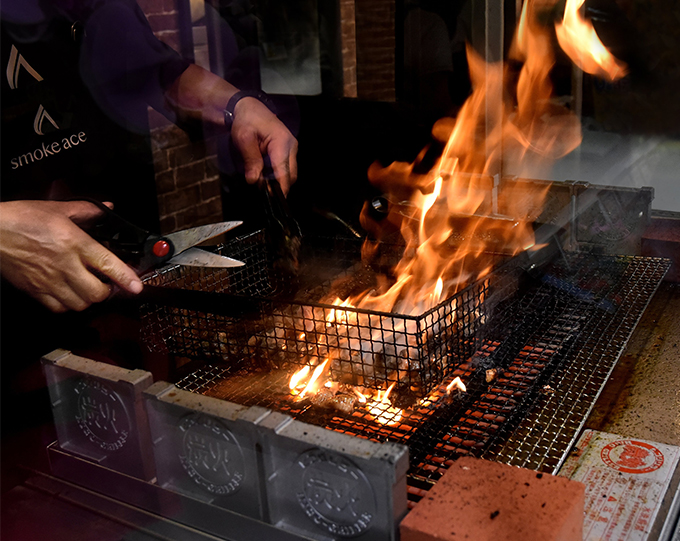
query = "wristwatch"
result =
(223, 90, 275, 127)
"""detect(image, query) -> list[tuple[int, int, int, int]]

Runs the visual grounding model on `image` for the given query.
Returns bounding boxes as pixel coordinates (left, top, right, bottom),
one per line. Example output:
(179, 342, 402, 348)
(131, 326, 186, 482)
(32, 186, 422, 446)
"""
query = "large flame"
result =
(343, 0, 584, 318)
(555, 0, 628, 81)
(288, 0, 626, 419)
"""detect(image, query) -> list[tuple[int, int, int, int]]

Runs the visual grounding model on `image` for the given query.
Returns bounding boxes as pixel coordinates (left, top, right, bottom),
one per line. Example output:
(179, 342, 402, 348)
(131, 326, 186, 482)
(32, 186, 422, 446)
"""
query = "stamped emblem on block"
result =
(601, 439, 665, 474)
(74, 378, 130, 452)
(178, 415, 245, 495)
(294, 449, 376, 537)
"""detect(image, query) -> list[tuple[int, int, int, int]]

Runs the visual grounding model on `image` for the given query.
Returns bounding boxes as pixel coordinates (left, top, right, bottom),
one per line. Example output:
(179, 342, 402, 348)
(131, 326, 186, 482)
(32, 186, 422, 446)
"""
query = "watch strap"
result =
(223, 90, 275, 127)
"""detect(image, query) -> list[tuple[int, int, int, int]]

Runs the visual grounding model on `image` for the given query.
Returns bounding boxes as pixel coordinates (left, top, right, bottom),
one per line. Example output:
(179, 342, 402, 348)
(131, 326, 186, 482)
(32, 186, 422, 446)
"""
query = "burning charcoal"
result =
(310, 387, 335, 408)
(486, 368, 498, 383)
(390, 384, 418, 409)
(329, 393, 357, 415)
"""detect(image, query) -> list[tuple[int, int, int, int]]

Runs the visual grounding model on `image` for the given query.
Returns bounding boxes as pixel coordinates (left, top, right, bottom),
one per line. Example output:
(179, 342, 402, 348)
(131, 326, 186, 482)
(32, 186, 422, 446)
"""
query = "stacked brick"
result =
(355, 0, 396, 101)
(340, 0, 358, 98)
(149, 121, 222, 234)
(137, 0, 222, 234)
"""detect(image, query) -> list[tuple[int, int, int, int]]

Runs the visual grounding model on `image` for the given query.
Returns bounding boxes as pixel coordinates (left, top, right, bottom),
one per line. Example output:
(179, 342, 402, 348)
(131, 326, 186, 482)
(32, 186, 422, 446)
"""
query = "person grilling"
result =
(0, 0, 298, 313)
(0, 0, 299, 486)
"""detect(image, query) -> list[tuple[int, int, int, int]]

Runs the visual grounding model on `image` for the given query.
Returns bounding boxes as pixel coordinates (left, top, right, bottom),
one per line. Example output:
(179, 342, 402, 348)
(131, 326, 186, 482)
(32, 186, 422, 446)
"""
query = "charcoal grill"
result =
(141, 231, 507, 397)
(140, 231, 671, 510)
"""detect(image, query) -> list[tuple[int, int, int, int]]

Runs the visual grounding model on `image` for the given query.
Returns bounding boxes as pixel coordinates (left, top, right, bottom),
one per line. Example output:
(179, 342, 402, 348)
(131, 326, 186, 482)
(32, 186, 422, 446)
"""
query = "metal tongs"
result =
(83, 198, 244, 276)
(261, 177, 302, 279)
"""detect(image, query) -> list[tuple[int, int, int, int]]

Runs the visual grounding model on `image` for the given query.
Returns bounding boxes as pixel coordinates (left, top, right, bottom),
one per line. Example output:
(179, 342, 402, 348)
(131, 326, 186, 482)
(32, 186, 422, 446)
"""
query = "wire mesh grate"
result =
(173, 253, 670, 508)
(141, 231, 512, 397)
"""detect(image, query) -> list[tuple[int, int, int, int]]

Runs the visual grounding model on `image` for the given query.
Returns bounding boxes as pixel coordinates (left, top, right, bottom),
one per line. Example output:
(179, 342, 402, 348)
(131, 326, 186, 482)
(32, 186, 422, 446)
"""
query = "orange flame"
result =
(289, 365, 311, 392)
(446, 376, 467, 394)
(289, 359, 331, 398)
(326, 297, 357, 326)
(366, 383, 403, 425)
(555, 0, 628, 81)
(299, 359, 330, 399)
(343, 0, 582, 319)
(299, 0, 615, 407)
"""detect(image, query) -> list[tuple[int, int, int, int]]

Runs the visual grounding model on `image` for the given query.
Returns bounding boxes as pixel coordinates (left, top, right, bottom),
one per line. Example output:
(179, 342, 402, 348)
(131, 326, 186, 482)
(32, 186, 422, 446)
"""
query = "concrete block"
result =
(41, 349, 155, 481)
(260, 417, 409, 541)
(143, 381, 268, 519)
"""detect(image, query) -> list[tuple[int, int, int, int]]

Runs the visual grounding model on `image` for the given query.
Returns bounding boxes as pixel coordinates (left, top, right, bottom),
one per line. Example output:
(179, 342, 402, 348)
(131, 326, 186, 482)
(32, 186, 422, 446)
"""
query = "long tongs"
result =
(261, 178, 302, 278)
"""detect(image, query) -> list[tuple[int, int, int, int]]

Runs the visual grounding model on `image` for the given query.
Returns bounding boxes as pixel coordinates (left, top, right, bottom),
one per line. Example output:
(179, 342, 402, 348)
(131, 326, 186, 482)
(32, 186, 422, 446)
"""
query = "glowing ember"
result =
(446, 376, 467, 394)
(555, 0, 628, 81)
(366, 383, 404, 425)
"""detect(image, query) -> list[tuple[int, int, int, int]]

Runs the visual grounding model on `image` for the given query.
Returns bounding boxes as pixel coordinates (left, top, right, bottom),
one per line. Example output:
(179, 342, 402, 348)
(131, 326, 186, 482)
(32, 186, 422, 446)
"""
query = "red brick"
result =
(160, 185, 201, 214)
(200, 178, 221, 200)
(152, 149, 169, 173)
(150, 125, 189, 152)
(159, 214, 177, 234)
(204, 155, 221, 178)
(168, 142, 207, 168)
(156, 30, 181, 52)
(155, 169, 175, 194)
(175, 161, 206, 188)
(137, 0, 176, 16)
(400, 457, 585, 541)
(174, 197, 221, 229)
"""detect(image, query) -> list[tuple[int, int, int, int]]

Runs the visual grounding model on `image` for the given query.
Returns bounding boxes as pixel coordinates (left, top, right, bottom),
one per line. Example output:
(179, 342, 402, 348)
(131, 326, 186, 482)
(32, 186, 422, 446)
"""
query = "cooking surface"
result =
(2, 259, 677, 541)
(173, 253, 671, 507)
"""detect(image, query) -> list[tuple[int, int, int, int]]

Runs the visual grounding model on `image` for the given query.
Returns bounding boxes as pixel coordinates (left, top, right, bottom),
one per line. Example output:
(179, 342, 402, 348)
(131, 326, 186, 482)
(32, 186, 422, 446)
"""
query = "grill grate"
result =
(174, 253, 670, 508)
(141, 231, 513, 397)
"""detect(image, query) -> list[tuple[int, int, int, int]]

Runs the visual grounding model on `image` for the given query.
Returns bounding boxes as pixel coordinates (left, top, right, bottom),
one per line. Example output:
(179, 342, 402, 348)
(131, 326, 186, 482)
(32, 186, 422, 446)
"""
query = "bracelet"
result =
(223, 90, 275, 127)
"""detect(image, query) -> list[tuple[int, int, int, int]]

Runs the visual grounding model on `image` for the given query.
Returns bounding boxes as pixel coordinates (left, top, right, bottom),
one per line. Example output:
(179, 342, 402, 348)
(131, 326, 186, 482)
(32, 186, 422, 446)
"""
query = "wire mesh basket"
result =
(140, 230, 518, 397)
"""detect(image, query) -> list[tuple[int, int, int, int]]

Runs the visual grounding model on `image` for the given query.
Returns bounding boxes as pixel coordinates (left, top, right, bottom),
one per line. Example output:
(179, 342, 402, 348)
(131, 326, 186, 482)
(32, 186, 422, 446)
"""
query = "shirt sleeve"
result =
(78, 0, 191, 132)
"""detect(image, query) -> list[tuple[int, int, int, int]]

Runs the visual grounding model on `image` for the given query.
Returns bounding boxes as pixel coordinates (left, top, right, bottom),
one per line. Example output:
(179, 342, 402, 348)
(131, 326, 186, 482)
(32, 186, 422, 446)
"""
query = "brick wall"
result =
(137, 0, 397, 233)
(355, 0, 396, 101)
(340, 0, 358, 98)
(137, 0, 223, 234)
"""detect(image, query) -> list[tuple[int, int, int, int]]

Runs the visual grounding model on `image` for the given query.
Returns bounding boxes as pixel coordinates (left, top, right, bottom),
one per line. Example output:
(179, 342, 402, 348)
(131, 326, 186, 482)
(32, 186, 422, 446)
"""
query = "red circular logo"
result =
(600, 440, 664, 474)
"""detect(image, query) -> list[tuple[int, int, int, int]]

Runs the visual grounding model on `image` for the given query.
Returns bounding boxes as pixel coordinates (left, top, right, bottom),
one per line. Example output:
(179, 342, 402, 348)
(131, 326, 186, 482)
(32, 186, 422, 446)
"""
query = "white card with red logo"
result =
(559, 429, 680, 541)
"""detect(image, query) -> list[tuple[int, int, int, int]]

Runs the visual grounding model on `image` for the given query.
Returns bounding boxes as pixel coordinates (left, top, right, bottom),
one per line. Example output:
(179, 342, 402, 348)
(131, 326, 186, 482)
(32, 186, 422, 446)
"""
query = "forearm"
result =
(164, 64, 238, 126)
(163, 64, 298, 193)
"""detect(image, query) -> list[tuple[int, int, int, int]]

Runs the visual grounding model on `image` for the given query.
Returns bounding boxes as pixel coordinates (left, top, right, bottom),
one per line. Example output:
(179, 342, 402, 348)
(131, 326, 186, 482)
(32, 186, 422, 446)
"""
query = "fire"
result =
(446, 376, 467, 394)
(288, 0, 627, 411)
(289, 364, 310, 392)
(555, 0, 628, 81)
(365, 383, 403, 426)
(326, 297, 357, 326)
(289, 359, 330, 398)
(343, 0, 588, 320)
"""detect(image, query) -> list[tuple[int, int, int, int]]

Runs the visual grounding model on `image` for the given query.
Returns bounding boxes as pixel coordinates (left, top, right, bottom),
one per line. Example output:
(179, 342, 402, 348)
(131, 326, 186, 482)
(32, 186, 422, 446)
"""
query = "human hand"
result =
(230, 97, 298, 195)
(0, 200, 143, 312)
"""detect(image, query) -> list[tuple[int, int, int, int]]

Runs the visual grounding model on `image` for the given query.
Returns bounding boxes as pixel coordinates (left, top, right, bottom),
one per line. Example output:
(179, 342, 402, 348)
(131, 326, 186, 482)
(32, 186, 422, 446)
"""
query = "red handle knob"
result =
(152, 240, 170, 258)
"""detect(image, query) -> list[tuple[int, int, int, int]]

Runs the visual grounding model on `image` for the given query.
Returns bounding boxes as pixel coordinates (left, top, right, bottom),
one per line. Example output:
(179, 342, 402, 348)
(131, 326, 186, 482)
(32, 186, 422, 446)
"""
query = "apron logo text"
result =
(10, 131, 87, 169)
